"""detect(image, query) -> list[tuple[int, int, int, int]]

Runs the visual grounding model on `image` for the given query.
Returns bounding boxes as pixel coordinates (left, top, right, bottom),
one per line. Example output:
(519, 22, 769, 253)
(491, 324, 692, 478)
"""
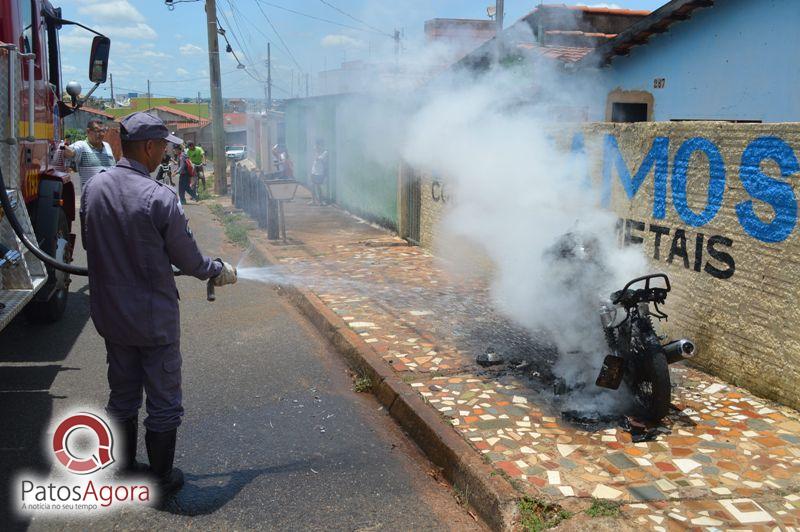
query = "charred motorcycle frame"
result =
(596, 273, 696, 421)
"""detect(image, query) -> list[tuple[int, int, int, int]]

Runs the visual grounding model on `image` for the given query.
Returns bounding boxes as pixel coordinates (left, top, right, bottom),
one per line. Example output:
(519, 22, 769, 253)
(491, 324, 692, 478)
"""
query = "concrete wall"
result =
(245, 112, 283, 173)
(418, 121, 800, 410)
(591, 0, 800, 122)
(285, 95, 399, 229)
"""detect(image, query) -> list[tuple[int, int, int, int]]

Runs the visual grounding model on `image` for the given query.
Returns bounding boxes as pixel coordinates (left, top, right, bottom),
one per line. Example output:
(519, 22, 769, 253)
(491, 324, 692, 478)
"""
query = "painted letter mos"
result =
(571, 133, 800, 244)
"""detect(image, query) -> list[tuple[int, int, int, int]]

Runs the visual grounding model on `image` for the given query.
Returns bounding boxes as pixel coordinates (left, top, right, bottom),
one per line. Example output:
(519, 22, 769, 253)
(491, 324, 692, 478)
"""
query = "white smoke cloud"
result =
(401, 39, 647, 401)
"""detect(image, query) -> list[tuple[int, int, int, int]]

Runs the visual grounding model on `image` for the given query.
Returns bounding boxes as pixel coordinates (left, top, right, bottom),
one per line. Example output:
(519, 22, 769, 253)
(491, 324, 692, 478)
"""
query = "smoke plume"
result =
(402, 38, 647, 399)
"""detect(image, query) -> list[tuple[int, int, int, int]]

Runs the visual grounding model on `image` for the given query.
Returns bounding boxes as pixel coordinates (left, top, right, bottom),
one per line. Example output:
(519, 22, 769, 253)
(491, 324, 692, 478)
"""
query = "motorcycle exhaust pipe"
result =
(664, 339, 696, 364)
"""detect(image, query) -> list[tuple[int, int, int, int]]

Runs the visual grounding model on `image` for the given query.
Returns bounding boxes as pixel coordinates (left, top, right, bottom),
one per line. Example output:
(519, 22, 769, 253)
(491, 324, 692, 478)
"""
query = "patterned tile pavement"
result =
(245, 199, 800, 530)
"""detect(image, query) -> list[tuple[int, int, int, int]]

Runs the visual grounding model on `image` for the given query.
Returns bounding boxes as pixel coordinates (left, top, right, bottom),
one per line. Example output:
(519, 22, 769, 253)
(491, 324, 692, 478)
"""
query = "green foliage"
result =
(518, 497, 572, 531)
(586, 499, 621, 518)
(64, 128, 86, 142)
(224, 219, 249, 246)
(353, 375, 372, 393)
(196, 174, 215, 201)
(104, 98, 210, 119)
(208, 203, 249, 247)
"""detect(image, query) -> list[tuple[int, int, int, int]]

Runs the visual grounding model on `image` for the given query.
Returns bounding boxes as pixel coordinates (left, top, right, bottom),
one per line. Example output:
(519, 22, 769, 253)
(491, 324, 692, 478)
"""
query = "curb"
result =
(245, 232, 520, 531)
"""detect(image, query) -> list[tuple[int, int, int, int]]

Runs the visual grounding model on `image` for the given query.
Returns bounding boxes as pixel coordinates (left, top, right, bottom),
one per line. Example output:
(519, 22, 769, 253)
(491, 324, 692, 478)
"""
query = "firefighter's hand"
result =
(213, 259, 237, 286)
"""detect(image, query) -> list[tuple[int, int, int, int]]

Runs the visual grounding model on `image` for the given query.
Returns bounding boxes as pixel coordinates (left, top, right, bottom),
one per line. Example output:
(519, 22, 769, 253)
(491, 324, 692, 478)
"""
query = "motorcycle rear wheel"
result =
(628, 344, 671, 422)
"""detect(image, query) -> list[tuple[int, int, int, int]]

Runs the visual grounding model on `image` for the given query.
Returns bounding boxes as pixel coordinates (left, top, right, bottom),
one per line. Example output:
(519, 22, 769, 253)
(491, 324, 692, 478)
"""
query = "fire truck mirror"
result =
(89, 36, 110, 84)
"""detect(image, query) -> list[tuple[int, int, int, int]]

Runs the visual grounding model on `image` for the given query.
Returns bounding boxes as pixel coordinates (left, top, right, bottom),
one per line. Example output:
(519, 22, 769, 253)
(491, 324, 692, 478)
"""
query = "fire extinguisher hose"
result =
(0, 167, 89, 276)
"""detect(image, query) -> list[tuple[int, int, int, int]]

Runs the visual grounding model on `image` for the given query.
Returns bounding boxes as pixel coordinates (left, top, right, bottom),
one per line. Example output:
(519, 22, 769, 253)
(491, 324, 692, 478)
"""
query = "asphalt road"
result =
(0, 201, 481, 531)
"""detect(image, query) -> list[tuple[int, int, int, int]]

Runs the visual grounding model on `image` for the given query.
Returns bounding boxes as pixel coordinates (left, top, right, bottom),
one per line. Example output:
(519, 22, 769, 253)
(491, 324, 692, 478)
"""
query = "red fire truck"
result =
(0, 0, 109, 330)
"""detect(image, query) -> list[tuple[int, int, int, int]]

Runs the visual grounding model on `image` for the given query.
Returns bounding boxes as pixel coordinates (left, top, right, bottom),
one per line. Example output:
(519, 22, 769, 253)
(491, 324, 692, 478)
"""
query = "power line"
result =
(251, 0, 304, 73)
(218, 6, 267, 80)
(150, 69, 239, 83)
(317, 0, 392, 37)
(254, 0, 392, 38)
(216, 25, 247, 69)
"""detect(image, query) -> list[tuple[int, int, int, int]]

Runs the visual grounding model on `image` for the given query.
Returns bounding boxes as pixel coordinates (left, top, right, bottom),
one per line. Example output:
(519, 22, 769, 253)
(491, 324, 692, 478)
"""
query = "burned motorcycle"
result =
(545, 232, 696, 422)
(596, 273, 695, 421)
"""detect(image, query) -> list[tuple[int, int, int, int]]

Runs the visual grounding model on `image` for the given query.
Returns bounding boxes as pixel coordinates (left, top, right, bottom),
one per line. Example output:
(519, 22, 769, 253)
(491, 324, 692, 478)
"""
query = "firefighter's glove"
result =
(213, 259, 237, 286)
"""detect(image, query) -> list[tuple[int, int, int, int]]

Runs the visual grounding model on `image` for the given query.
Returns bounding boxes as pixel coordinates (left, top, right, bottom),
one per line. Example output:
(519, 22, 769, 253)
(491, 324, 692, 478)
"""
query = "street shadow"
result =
(0, 289, 91, 530)
(0, 289, 91, 363)
(164, 458, 324, 516)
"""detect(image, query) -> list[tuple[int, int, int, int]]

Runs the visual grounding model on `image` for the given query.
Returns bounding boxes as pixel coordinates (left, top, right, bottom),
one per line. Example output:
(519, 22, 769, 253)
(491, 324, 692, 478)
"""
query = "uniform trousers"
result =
(105, 340, 184, 432)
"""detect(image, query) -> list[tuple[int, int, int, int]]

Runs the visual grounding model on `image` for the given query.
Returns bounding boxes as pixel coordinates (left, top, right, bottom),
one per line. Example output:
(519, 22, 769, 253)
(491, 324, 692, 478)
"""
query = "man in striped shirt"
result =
(65, 119, 116, 191)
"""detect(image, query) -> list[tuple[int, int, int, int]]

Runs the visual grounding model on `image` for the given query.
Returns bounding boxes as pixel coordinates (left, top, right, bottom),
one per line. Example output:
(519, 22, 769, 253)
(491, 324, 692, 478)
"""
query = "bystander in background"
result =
(64, 119, 116, 191)
(309, 139, 328, 205)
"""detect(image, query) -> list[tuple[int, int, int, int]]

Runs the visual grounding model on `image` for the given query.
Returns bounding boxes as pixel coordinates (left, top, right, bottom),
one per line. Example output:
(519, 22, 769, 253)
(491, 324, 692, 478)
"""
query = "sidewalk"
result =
(222, 190, 800, 531)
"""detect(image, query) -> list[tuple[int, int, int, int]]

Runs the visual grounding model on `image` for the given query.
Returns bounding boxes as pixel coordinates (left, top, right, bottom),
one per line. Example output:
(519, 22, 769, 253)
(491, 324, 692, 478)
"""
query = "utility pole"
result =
(197, 91, 201, 120)
(496, 0, 504, 33)
(109, 73, 114, 108)
(267, 44, 273, 109)
(393, 29, 400, 66)
(147, 79, 151, 110)
(205, 0, 227, 194)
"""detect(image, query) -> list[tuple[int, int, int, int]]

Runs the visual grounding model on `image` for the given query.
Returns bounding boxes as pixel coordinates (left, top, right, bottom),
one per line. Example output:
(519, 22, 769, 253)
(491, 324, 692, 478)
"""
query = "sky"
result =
(55, 0, 667, 101)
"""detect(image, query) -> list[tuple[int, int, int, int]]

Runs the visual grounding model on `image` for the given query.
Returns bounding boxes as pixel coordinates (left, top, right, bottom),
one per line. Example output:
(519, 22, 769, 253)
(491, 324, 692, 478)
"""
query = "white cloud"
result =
(62, 64, 78, 73)
(321, 34, 363, 48)
(94, 23, 157, 41)
(59, 30, 92, 51)
(78, 0, 145, 23)
(180, 44, 205, 56)
(142, 50, 171, 59)
(176, 68, 190, 76)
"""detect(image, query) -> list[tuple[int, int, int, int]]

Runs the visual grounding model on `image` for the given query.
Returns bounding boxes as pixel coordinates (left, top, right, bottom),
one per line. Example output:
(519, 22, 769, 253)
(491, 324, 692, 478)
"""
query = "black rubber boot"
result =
(118, 417, 148, 475)
(145, 429, 184, 505)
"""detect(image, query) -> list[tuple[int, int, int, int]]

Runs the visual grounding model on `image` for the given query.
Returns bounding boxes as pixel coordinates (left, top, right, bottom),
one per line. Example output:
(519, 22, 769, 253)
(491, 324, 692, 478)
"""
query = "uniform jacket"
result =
(80, 157, 221, 346)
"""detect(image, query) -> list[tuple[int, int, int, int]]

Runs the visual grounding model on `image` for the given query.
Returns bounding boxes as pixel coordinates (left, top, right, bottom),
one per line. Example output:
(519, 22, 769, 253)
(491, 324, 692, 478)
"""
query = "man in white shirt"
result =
(64, 119, 116, 191)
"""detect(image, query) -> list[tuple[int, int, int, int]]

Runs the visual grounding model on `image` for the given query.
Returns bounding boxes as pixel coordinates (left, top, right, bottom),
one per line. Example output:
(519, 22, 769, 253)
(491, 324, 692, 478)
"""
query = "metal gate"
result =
(404, 166, 421, 245)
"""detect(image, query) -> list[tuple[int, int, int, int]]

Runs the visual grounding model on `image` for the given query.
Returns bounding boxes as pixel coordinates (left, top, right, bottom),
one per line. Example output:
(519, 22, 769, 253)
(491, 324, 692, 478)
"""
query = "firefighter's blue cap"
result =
(119, 112, 182, 144)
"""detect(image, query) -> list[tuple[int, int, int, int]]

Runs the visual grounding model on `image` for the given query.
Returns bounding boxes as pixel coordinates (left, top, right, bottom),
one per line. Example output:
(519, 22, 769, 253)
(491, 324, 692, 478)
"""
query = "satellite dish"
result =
(114, 95, 131, 107)
(487, 5, 496, 19)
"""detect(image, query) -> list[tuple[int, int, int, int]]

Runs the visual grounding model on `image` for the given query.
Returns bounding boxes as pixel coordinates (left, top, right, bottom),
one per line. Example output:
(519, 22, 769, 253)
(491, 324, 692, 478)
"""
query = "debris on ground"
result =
(476, 347, 504, 367)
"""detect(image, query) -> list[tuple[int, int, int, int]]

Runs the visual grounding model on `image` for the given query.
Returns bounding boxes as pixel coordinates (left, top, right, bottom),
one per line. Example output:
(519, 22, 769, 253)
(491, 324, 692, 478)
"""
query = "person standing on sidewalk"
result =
(310, 139, 329, 205)
(80, 112, 237, 504)
(186, 141, 206, 192)
(155, 153, 174, 185)
(173, 143, 198, 204)
(64, 119, 116, 192)
(272, 143, 294, 180)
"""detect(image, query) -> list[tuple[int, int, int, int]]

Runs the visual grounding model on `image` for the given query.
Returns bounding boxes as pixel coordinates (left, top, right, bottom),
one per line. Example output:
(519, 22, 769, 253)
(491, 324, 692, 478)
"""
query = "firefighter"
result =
(80, 112, 237, 503)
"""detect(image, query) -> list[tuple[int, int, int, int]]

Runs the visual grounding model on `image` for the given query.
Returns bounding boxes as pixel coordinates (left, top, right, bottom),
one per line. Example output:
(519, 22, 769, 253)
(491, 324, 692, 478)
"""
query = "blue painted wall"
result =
(591, 0, 800, 122)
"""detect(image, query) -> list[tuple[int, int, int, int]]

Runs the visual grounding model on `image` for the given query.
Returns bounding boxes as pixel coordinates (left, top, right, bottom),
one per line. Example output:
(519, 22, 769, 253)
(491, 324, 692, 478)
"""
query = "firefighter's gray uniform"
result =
(80, 155, 221, 432)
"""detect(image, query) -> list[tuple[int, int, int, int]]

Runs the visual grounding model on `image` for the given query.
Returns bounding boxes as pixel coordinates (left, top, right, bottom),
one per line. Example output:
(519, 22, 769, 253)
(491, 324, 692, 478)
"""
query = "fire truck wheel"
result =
(25, 209, 70, 323)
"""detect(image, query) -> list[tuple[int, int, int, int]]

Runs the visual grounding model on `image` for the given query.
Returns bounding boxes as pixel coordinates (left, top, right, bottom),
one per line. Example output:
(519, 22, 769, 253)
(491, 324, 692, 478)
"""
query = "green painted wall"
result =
(284, 95, 398, 230)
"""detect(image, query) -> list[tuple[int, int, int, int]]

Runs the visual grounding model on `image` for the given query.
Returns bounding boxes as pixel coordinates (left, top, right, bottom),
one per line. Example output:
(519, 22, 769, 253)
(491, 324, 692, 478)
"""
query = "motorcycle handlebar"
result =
(620, 273, 671, 294)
